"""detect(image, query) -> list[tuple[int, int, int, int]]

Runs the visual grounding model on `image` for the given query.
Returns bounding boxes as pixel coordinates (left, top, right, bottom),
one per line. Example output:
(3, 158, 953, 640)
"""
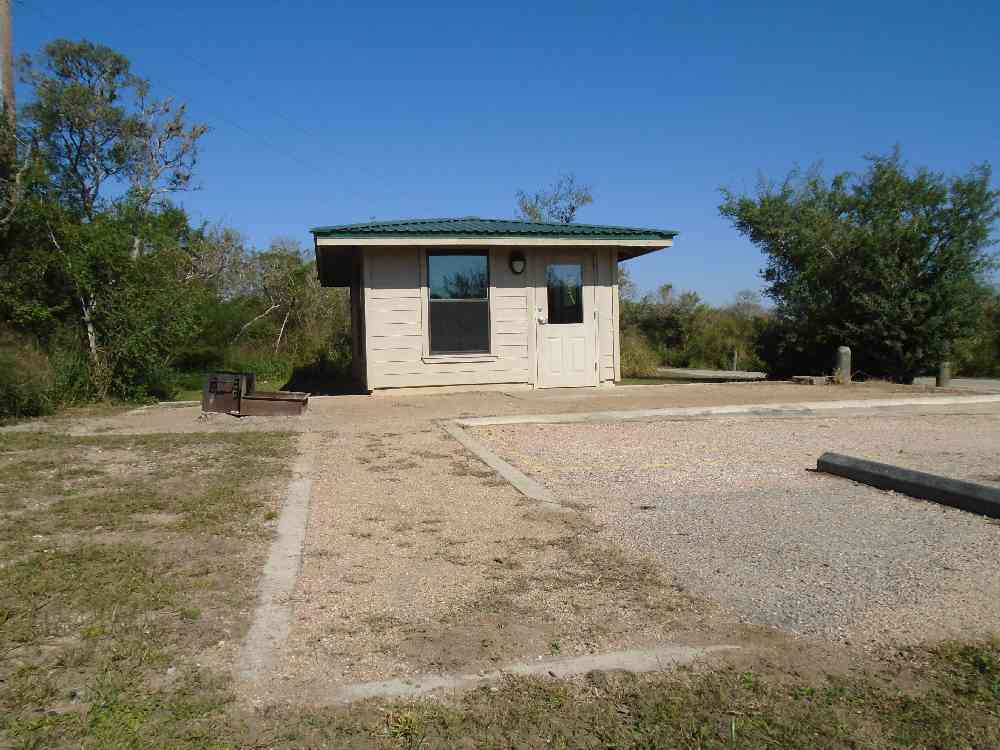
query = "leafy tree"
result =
(1, 37, 357, 409)
(18, 39, 207, 364)
(19, 40, 143, 219)
(730, 289, 766, 319)
(720, 150, 999, 381)
(231, 238, 339, 354)
(953, 286, 1000, 376)
(516, 174, 593, 224)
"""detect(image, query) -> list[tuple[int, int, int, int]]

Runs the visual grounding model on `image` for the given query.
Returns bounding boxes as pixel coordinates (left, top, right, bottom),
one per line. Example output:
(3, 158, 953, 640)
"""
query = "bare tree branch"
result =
(232, 304, 279, 343)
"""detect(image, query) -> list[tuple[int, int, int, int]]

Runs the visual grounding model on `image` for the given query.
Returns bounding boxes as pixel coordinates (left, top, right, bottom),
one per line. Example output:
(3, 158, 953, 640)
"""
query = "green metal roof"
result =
(310, 217, 678, 240)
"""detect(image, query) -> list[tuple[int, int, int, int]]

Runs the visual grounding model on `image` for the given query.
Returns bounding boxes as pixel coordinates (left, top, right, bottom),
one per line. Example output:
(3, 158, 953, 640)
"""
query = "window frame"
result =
(423, 249, 493, 357)
(545, 262, 585, 325)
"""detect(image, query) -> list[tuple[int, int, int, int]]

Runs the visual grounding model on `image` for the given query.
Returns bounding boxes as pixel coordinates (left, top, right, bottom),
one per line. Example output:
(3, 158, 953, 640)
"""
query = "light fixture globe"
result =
(509, 251, 526, 275)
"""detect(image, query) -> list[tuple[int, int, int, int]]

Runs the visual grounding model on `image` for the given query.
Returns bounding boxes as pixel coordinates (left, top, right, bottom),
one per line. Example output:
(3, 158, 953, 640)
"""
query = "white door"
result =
(536, 252, 597, 388)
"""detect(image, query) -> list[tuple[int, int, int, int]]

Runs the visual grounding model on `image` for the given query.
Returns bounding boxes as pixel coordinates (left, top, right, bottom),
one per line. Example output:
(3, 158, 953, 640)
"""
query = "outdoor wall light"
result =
(509, 251, 526, 275)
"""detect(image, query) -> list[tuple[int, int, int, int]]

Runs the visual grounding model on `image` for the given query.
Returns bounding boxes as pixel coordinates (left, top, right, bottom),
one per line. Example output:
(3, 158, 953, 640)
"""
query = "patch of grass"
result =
(0, 543, 174, 643)
(49, 487, 171, 529)
(249, 641, 1000, 748)
(0, 431, 292, 545)
(0, 429, 294, 749)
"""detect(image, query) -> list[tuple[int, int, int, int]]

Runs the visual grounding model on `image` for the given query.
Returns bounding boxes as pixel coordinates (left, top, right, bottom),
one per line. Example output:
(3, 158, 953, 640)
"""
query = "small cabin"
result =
(311, 217, 676, 393)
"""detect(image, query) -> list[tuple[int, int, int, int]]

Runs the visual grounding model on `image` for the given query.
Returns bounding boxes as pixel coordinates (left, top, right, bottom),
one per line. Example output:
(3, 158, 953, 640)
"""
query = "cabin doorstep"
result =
(310, 218, 677, 393)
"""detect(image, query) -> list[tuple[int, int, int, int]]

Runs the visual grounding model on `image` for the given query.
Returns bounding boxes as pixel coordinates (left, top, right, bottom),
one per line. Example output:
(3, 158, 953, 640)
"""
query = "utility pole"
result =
(0, 0, 12, 130)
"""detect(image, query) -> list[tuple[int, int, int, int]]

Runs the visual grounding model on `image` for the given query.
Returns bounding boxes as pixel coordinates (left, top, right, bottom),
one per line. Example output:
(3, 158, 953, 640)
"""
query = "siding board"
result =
(364, 247, 533, 389)
(495, 320, 529, 334)
(595, 248, 617, 383)
(495, 296, 528, 310)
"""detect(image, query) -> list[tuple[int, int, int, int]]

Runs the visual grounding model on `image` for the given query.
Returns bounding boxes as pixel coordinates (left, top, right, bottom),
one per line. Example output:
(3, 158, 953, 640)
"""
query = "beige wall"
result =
(595, 247, 620, 383)
(362, 246, 619, 390)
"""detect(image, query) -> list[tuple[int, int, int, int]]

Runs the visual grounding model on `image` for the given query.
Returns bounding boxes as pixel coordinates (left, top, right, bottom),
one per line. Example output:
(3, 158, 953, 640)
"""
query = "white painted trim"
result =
(534, 249, 600, 389)
(419, 248, 430, 358)
(589, 253, 599, 387)
(488, 248, 498, 356)
(362, 250, 374, 391)
(611, 251, 621, 381)
(422, 354, 499, 364)
(422, 248, 496, 358)
(317, 237, 673, 248)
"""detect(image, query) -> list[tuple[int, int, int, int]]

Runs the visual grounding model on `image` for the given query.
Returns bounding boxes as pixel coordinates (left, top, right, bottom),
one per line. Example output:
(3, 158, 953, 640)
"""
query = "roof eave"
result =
(313, 236, 674, 248)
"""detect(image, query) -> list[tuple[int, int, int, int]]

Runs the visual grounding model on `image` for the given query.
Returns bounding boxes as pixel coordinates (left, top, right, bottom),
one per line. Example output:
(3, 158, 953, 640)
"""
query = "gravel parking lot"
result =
(472, 404, 1000, 647)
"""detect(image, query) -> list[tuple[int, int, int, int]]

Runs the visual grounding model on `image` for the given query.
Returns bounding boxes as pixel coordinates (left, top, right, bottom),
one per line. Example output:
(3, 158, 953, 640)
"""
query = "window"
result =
(546, 263, 583, 324)
(427, 252, 490, 354)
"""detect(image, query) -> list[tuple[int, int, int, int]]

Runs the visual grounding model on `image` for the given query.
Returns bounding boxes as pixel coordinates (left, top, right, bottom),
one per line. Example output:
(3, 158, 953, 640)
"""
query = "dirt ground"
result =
(6, 380, 997, 712)
(258, 423, 725, 704)
(1, 379, 960, 437)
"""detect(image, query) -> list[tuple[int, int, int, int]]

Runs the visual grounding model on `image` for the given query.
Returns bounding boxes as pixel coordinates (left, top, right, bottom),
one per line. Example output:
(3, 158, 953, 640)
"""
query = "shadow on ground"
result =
(281, 364, 367, 396)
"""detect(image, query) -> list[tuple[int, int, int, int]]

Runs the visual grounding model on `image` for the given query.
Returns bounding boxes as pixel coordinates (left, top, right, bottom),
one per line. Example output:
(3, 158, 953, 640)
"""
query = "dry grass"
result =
(0, 430, 293, 748)
(231, 640, 1000, 749)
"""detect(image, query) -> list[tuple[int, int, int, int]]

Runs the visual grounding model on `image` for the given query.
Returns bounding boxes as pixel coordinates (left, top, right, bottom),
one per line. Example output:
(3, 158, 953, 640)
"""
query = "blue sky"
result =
(14, 0, 999, 303)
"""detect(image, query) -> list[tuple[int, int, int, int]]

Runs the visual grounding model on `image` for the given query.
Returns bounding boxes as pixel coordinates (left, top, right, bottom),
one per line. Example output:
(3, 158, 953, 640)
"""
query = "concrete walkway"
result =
(331, 644, 736, 703)
(238, 432, 317, 697)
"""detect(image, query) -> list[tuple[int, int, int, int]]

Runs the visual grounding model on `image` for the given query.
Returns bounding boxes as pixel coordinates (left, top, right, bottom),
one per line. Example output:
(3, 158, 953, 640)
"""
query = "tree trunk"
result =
(131, 234, 142, 260)
(80, 293, 98, 361)
(275, 310, 291, 352)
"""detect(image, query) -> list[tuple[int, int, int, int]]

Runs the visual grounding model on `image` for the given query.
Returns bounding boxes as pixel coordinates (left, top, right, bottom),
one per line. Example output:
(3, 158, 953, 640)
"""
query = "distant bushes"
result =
(620, 326, 660, 377)
(953, 291, 1000, 377)
(0, 332, 55, 419)
(619, 283, 767, 376)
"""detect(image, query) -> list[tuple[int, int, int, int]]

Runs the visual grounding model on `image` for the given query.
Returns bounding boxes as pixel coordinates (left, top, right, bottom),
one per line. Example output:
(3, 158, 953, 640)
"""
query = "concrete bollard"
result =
(936, 361, 952, 388)
(835, 346, 852, 384)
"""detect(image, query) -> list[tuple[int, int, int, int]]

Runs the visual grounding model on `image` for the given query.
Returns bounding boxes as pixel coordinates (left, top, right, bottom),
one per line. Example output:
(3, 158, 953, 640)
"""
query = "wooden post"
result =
(936, 361, 952, 388)
(835, 346, 851, 384)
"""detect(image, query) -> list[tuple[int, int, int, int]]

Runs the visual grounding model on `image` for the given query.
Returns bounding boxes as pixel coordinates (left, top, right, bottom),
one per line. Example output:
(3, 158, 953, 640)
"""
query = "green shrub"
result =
(48, 342, 95, 405)
(221, 345, 295, 383)
(0, 333, 55, 419)
(953, 291, 1000, 377)
(620, 327, 661, 377)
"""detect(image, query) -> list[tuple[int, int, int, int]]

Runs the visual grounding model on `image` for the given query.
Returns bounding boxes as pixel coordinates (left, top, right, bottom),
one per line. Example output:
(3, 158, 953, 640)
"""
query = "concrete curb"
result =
(445, 395, 1000, 506)
(817, 452, 1000, 519)
(126, 400, 201, 415)
(439, 420, 572, 512)
(454, 394, 1000, 428)
(238, 432, 315, 689)
(330, 644, 736, 703)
